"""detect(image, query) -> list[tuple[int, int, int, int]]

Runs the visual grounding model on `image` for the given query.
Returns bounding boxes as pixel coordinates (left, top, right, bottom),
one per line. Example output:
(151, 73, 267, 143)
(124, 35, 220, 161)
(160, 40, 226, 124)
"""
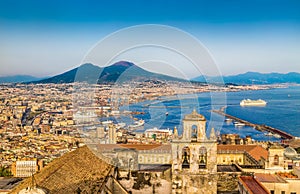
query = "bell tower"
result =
(182, 109, 207, 141)
(171, 109, 217, 194)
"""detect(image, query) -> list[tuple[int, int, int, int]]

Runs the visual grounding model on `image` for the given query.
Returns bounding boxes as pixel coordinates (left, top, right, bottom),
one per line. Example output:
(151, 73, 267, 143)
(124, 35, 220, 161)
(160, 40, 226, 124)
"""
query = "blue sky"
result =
(1, 0, 300, 77)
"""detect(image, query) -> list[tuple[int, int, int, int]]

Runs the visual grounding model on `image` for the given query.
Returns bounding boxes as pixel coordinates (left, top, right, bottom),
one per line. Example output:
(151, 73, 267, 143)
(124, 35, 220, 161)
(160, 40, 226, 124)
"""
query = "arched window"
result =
(274, 155, 279, 165)
(199, 147, 207, 169)
(139, 156, 143, 163)
(191, 125, 197, 141)
(182, 147, 190, 168)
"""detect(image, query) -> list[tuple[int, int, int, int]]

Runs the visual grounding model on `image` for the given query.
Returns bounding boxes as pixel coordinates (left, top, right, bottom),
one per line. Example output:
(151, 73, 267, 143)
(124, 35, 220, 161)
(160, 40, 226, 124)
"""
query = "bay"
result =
(117, 86, 300, 142)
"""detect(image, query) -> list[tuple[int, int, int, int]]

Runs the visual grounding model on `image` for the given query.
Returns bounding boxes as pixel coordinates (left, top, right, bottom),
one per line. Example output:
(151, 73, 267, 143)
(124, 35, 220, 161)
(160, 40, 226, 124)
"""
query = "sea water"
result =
(117, 86, 300, 141)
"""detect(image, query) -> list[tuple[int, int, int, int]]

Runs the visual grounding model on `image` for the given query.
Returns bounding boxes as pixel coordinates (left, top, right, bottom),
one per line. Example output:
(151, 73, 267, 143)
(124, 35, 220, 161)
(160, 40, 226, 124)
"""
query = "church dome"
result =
(284, 147, 298, 158)
(183, 109, 206, 121)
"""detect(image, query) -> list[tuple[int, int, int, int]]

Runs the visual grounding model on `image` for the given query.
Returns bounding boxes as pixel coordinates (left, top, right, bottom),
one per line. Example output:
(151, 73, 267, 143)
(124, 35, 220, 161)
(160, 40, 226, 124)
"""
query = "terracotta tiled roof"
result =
(248, 146, 268, 161)
(217, 145, 268, 161)
(239, 176, 270, 194)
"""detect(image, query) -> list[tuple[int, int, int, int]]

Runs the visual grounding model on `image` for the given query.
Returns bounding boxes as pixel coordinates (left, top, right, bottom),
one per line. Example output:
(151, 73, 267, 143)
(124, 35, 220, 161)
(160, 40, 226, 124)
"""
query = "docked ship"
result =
(129, 119, 145, 129)
(234, 122, 245, 127)
(240, 99, 267, 106)
(101, 120, 113, 125)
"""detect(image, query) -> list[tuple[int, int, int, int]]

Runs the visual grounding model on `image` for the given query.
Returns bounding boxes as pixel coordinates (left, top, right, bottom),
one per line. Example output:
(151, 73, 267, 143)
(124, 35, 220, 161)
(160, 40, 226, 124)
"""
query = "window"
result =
(274, 155, 279, 165)
(290, 192, 296, 194)
(199, 147, 207, 169)
(182, 147, 190, 168)
(191, 125, 197, 140)
(270, 190, 274, 194)
(281, 191, 285, 194)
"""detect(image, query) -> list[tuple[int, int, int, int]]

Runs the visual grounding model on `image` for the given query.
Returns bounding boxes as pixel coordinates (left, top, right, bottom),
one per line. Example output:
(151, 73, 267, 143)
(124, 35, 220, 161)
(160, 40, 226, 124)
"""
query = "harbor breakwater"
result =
(212, 108, 294, 140)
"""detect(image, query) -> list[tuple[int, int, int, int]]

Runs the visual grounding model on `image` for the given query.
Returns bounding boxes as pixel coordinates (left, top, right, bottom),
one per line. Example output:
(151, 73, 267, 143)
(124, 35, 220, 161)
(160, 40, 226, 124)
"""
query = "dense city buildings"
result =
(0, 82, 300, 194)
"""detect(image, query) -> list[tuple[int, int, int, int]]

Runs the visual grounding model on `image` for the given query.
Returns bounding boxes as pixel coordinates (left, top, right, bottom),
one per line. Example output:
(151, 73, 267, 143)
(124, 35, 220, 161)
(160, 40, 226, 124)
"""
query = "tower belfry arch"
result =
(182, 109, 207, 141)
(171, 109, 217, 194)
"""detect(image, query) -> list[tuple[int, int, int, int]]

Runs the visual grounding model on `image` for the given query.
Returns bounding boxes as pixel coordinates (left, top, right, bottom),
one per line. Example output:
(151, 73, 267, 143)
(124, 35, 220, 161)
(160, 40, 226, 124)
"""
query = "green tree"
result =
(0, 166, 12, 177)
(152, 134, 157, 141)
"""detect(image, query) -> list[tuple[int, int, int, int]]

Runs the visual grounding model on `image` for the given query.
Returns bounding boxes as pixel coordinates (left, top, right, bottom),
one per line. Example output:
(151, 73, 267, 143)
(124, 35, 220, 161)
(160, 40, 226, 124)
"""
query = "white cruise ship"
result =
(240, 99, 267, 106)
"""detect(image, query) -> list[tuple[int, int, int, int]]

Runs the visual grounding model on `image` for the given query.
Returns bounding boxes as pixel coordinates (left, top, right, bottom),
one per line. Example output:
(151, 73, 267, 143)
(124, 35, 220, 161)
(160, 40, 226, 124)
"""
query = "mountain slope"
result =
(33, 63, 102, 84)
(32, 61, 186, 84)
(192, 72, 300, 84)
(98, 61, 185, 83)
(0, 75, 41, 83)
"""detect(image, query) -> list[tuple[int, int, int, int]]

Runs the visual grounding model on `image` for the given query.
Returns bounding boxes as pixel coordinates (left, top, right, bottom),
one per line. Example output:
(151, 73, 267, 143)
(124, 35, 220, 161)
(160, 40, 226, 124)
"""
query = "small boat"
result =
(165, 112, 169, 116)
(273, 134, 281, 138)
(234, 122, 245, 127)
(264, 132, 273, 136)
(102, 120, 113, 125)
(225, 118, 232, 122)
(122, 110, 132, 114)
(129, 119, 145, 129)
(116, 122, 126, 129)
(110, 110, 120, 115)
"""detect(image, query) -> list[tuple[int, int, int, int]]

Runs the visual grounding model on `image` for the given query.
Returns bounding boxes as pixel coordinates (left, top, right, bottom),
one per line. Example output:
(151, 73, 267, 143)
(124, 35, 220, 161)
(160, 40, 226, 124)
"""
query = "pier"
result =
(212, 109, 294, 140)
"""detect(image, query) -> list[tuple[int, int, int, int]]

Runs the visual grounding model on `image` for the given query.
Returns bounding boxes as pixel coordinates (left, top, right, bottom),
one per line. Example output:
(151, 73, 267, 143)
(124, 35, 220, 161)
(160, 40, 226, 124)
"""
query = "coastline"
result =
(120, 85, 299, 141)
(125, 83, 287, 108)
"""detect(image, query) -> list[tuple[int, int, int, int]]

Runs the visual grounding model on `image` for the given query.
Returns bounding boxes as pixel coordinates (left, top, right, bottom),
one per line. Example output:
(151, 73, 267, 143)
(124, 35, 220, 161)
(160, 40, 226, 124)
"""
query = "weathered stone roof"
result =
(269, 145, 284, 149)
(10, 146, 112, 194)
(183, 109, 206, 121)
(217, 164, 242, 172)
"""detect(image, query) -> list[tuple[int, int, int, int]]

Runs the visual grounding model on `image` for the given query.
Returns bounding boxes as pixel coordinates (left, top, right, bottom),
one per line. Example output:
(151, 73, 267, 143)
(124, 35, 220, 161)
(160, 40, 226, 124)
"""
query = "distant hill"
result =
(0, 75, 41, 83)
(32, 61, 186, 84)
(7, 65, 299, 85)
(192, 72, 300, 85)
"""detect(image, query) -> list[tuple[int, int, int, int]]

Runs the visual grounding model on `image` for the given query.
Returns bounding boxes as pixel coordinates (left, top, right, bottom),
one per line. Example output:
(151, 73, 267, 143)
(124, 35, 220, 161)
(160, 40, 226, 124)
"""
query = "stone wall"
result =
(217, 172, 241, 193)
(119, 170, 172, 194)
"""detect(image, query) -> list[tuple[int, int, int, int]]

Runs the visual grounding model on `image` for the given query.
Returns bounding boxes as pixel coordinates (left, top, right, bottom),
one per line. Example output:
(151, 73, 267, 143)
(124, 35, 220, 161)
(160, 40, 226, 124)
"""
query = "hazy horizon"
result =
(1, 1, 300, 77)
(1, 61, 300, 80)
